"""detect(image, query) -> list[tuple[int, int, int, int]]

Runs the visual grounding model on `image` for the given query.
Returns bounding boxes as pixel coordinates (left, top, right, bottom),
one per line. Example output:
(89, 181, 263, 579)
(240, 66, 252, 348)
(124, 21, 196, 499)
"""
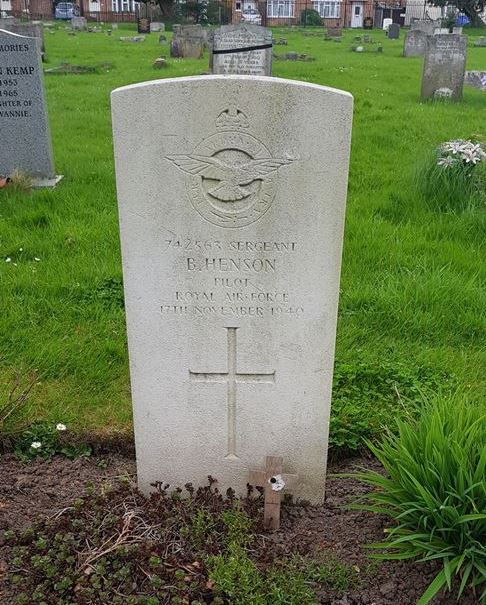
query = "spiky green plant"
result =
(348, 395, 486, 605)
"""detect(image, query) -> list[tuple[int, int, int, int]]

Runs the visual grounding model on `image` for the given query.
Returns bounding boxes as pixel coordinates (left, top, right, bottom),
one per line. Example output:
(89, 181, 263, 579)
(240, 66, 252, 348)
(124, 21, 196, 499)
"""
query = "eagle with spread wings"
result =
(166, 154, 293, 202)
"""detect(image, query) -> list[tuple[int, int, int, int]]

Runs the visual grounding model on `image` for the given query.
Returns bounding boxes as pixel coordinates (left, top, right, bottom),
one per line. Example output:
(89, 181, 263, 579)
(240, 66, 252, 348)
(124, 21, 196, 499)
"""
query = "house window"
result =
(267, 0, 295, 18)
(235, 0, 241, 9)
(313, 0, 341, 18)
(112, 0, 138, 11)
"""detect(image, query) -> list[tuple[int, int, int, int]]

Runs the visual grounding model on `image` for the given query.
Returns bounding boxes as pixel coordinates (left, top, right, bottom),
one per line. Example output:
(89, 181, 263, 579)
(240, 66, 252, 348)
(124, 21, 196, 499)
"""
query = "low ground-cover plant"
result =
(330, 359, 454, 452)
(348, 395, 486, 604)
(6, 479, 359, 605)
(14, 421, 91, 461)
(417, 138, 486, 212)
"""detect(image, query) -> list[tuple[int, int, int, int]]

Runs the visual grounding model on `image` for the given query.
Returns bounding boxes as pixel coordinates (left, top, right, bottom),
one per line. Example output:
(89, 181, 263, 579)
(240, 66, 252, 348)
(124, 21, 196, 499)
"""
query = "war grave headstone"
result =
(421, 34, 467, 100)
(403, 29, 427, 57)
(0, 29, 61, 186)
(387, 23, 400, 39)
(71, 17, 87, 31)
(111, 75, 353, 503)
(170, 25, 205, 59)
(382, 18, 392, 31)
(210, 24, 272, 76)
(464, 71, 486, 90)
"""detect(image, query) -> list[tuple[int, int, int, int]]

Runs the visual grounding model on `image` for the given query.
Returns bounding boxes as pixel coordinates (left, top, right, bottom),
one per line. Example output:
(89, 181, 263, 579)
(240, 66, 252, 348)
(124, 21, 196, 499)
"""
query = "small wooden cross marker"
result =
(249, 456, 298, 530)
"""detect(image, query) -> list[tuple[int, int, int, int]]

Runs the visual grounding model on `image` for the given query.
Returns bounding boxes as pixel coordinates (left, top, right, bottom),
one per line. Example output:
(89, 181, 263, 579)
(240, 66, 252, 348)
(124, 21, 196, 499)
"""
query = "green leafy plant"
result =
(300, 8, 322, 25)
(347, 395, 486, 604)
(417, 138, 486, 212)
(14, 422, 91, 461)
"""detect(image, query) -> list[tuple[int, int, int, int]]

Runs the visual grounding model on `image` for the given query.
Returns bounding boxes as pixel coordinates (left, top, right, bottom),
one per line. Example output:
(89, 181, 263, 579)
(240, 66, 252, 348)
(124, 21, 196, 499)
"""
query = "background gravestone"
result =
(211, 24, 272, 76)
(112, 75, 353, 503)
(170, 25, 204, 59)
(71, 17, 87, 31)
(403, 29, 427, 57)
(150, 22, 164, 33)
(474, 37, 486, 47)
(464, 71, 486, 90)
(0, 29, 60, 186)
(387, 23, 400, 39)
(410, 19, 440, 35)
(0, 20, 45, 60)
(421, 34, 467, 100)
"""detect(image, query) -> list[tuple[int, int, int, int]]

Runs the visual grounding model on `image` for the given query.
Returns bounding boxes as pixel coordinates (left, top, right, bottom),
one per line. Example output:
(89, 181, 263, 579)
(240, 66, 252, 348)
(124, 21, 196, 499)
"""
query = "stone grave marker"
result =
(410, 19, 440, 35)
(474, 37, 486, 47)
(111, 75, 353, 503)
(170, 25, 204, 59)
(150, 22, 164, 33)
(382, 18, 392, 31)
(210, 24, 272, 76)
(0, 20, 45, 60)
(403, 29, 427, 57)
(0, 29, 61, 186)
(325, 26, 342, 39)
(452, 27, 463, 34)
(137, 18, 150, 34)
(421, 34, 467, 100)
(387, 23, 400, 39)
(464, 70, 486, 90)
(71, 17, 87, 31)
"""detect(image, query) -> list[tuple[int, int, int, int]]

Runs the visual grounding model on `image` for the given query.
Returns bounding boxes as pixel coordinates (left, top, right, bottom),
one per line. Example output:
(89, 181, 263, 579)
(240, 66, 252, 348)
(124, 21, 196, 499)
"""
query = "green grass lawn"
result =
(1, 25, 485, 446)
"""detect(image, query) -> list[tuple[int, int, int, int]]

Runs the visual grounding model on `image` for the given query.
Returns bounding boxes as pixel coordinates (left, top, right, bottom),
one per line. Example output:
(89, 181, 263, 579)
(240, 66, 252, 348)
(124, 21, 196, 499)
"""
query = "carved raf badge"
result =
(166, 107, 294, 228)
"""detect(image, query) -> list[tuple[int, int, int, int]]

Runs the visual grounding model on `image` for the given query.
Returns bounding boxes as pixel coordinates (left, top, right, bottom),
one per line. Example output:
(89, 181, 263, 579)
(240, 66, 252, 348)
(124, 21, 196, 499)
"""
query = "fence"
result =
(4, 0, 476, 29)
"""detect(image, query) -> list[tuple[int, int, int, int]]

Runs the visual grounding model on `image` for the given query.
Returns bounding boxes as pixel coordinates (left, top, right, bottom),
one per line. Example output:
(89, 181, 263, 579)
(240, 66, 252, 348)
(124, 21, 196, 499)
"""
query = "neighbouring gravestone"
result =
(0, 30, 60, 185)
(410, 19, 440, 35)
(150, 22, 164, 33)
(170, 25, 204, 59)
(0, 20, 45, 60)
(464, 70, 486, 90)
(421, 34, 467, 100)
(71, 17, 87, 31)
(137, 18, 150, 34)
(382, 18, 392, 31)
(210, 24, 272, 76)
(325, 26, 342, 39)
(474, 37, 486, 47)
(111, 75, 353, 503)
(387, 23, 400, 39)
(403, 29, 427, 57)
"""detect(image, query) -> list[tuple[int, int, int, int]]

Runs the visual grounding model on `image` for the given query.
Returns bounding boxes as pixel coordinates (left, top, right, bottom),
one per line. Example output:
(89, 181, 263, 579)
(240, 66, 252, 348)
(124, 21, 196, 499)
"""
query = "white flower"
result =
(437, 156, 457, 168)
(268, 474, 286, 492)
(31, 441, 42, 449)
(56, 423, 67, 431)
(5, 257, 11, 263)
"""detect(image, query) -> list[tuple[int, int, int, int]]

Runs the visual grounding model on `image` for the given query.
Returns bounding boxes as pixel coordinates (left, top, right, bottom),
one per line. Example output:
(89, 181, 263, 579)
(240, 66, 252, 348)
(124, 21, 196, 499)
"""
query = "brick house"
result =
(5, 0, 139, 20)
(231, 0, 396, 28)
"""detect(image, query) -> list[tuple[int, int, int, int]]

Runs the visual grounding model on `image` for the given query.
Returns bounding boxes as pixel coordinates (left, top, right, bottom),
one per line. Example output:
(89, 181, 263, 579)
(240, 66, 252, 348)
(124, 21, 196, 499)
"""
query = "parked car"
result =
(55, 2, 79, 19)
(241, 7, 262, 24)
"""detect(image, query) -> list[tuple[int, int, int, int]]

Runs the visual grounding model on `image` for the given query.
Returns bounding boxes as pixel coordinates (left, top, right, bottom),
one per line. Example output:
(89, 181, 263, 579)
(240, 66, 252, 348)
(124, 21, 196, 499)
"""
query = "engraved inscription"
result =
(189, 327, 275, 458)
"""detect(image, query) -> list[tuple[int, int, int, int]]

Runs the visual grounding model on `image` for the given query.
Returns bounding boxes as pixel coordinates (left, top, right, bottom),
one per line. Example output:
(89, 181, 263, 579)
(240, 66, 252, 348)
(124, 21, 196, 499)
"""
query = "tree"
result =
(427, 0, 486, 27)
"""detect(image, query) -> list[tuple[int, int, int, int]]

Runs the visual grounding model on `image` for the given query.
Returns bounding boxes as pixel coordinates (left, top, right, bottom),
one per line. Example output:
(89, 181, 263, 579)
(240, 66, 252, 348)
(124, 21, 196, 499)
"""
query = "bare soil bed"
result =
(0, 453, 476, 604)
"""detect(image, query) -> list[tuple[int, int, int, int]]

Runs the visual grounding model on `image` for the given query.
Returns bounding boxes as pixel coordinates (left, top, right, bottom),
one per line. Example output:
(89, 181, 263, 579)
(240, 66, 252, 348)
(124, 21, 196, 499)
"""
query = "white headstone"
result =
(211, 24, 272, 76)
(111, 76, 353, 503)
(382, 18, 392, 31)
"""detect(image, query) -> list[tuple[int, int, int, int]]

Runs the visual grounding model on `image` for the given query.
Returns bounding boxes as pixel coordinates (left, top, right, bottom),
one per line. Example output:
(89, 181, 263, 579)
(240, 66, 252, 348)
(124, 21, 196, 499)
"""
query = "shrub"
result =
(417, 139, 486, 212)
(300, 9, 321, 25)
(348, 395, 486, 604)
